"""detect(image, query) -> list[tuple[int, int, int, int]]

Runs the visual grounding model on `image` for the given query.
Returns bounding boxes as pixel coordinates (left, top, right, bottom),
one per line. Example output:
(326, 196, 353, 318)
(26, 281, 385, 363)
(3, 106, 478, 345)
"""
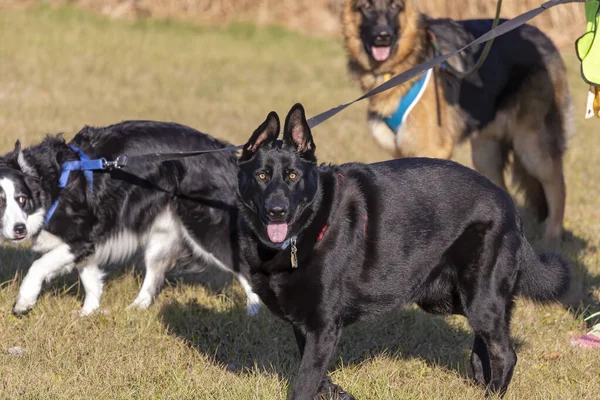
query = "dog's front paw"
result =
(13, 299, 35, 316)
(77, 307, 109, 317)
(318, 376, 355, 400)
(127, 294, 153, 310)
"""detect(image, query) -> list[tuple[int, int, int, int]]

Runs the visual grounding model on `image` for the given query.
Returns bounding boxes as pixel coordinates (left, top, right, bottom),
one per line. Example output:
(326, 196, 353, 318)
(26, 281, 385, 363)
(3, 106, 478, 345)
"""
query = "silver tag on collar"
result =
(290, 237, 298, 269)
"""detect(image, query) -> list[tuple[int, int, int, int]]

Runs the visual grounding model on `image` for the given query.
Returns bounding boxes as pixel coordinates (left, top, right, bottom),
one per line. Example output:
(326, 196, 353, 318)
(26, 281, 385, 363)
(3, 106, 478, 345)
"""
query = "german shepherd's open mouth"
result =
(357, 0, 404, 62)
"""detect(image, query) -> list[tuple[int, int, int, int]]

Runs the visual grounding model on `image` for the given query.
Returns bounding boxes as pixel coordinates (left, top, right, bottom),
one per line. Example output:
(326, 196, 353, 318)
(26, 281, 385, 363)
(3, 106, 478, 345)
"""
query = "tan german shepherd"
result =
(343, 0, 574, 242)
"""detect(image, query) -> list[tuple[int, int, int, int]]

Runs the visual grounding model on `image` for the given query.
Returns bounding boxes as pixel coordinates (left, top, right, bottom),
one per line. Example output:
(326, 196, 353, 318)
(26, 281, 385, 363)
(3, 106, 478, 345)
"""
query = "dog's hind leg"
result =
(513, 134, 565, 242)
(471, 137, 508, 190)
(538, 167, 565, 242)
(130, 240, 177, 310)
(451, 223, 518, 395)
(130, 210, 180, 310)
(511, 67, 570, 243)
(78, 263, 105, 316)
(14, 243, 76, 315)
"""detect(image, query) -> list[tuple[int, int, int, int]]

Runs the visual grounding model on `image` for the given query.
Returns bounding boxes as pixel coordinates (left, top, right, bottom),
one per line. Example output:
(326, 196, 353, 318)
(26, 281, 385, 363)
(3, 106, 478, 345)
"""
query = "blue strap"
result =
(45, 201, 60, 226)
(64, 145, 105, 191)
(383, 68, 433, 133)
(44, 145, 106, 225)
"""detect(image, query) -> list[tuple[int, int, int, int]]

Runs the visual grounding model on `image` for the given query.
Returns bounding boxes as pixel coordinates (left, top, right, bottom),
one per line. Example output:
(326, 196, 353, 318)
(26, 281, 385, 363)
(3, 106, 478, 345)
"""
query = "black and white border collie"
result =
(0, 120, 259, 316)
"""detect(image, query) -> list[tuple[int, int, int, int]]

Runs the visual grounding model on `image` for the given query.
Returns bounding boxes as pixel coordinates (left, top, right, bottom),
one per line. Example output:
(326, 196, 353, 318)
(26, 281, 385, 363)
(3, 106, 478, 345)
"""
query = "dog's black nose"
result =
(266, 205, 289, 222)
(374, 30, 393, 46)
(13, 223, 27, 237)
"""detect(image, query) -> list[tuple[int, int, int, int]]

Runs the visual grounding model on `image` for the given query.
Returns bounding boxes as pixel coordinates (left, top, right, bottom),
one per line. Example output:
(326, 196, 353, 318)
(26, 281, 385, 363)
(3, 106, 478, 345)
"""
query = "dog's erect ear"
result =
(283, 103, 316, 161)
(240, 111, 280, 162)
(13, 140, 38, 178)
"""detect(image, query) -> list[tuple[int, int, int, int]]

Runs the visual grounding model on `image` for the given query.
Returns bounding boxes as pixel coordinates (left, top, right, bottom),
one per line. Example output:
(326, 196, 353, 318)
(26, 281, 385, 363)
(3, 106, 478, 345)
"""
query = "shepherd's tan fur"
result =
(343, 0, 574, 241)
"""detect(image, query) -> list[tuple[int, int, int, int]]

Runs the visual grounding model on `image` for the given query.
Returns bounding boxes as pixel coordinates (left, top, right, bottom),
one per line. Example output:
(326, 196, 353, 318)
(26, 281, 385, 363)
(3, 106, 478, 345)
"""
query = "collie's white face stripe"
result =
(0, 178, 27, 239)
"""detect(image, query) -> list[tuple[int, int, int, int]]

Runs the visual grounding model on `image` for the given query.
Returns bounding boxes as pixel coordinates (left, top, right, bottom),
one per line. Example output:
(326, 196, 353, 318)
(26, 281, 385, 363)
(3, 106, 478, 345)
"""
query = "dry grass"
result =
(0, 0, 585, 45)
(0, 5, 599, 399)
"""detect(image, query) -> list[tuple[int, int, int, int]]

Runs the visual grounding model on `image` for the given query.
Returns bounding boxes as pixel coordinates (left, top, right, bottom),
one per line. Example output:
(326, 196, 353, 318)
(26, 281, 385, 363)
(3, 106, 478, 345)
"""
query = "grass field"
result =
(0, 5, 599, 399)
(13, 0, 583, 46)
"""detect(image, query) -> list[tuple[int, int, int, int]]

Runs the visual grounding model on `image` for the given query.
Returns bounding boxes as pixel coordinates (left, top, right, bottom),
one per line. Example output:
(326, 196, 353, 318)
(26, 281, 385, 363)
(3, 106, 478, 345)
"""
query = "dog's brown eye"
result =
(17, 196, 26, 205)
(390, 1, 401, 10)
(360, 1, 372, 10)
(258, 173, 267, 181)
(289, 172, 297, 180)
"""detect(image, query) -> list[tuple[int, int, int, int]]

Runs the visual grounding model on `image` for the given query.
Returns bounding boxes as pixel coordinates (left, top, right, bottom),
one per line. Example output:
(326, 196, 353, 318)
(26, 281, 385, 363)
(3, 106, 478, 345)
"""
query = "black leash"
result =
(439, 0, 504, 79)
(106, 144, 245, 169)
(100, 0, 586, 170)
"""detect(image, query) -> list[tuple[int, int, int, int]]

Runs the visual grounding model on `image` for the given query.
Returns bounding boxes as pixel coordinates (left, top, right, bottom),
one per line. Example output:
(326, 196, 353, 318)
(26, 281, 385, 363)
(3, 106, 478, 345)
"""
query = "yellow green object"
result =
(577, 1, 600, 118)
(576, 1, 600, 85)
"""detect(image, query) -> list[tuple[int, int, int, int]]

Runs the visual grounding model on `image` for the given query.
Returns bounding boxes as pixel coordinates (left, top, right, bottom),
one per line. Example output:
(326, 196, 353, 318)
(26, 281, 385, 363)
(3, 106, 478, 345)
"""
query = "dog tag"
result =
(595, 86, 600, 117)
(290, 237, 298, 269)
(586, 86, 600, 119)
(586, 86, 596, 119)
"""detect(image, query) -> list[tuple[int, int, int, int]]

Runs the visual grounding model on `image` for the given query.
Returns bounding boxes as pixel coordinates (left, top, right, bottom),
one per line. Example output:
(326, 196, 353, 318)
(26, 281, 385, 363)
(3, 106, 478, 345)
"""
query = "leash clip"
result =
(103, 155, 128, 170)
(290, 237, 298, 269)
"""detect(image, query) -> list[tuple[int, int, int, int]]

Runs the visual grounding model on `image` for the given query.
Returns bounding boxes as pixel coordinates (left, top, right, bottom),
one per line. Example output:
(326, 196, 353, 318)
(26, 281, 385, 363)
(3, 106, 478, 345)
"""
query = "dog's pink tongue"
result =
(371, 46, 391, 62)
(267, 223, 288, 243)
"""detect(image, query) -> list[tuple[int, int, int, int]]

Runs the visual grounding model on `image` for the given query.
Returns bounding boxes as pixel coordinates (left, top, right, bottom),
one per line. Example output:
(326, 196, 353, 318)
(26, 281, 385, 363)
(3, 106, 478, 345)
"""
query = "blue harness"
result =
(383, 68, 433, 133)
(44, 145, 107, 224)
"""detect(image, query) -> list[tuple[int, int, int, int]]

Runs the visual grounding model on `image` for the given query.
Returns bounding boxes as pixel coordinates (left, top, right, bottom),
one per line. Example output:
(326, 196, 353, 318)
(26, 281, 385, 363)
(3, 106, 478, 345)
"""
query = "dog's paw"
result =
(127, 295, 153, 310)
(318, 376, 355, 400)
(79, 308, 97, 317)
(13, 299, 35, 316)
(77, 307, 109, 317)
(322, 385, 355, 400)
(246, 294, 261, 317)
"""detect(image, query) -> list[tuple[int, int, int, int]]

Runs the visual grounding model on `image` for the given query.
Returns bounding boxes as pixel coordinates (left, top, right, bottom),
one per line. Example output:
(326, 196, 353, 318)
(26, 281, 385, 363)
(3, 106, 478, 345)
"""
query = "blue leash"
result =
(44, 145, 107, 224)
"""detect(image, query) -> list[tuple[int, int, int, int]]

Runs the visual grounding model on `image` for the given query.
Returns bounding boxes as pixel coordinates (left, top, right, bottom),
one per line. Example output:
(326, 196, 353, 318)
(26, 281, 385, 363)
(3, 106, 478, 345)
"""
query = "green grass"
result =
(0, 5, 599, 399)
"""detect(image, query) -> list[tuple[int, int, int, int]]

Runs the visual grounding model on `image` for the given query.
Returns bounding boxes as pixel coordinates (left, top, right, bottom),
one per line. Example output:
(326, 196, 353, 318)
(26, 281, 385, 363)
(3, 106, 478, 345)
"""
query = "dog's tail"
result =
(511, 157, 548, 222)
(516, 241, 570, 301)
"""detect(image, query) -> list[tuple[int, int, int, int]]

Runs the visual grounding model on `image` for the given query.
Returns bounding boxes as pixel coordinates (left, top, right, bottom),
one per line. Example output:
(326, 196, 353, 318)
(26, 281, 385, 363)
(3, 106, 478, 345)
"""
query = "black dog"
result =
(0, 121, 259, 316)
(237, 104, 570, 399)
